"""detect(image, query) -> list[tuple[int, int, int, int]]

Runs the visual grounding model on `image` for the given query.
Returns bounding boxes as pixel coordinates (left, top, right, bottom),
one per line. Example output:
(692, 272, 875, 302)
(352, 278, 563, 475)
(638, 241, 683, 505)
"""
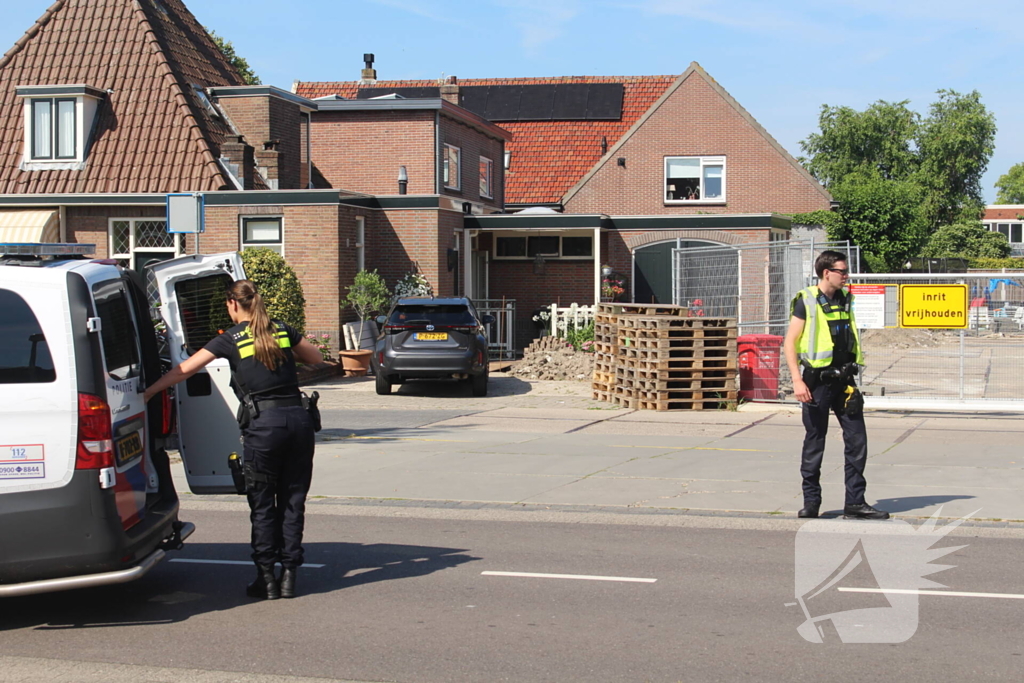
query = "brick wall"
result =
(439, 115, 505, 209)
(218, 96, 306, 190)
(488, 259, 595, 349)
(565, 73, 831, 216)
(309, 111, 436, 193)
(66, 206, 167, 258)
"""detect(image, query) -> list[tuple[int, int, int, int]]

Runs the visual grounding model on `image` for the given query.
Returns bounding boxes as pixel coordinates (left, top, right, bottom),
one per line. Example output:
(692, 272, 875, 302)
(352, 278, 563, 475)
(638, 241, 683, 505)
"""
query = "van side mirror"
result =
(375, 315, 387, 325)
(481, 314, 495, 325)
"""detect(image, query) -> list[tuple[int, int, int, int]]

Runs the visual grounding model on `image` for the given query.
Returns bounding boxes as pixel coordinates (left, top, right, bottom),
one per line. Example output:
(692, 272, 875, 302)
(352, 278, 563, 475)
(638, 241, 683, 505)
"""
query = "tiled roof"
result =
(0, 0, 245, 195)
(296, 76, 677, 205)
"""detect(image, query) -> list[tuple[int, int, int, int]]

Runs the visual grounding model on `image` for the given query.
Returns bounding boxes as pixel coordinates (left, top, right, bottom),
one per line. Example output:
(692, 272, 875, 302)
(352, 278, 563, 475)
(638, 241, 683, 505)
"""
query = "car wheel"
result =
(375, 372, 392, 395)
(471, 371, 488, 397)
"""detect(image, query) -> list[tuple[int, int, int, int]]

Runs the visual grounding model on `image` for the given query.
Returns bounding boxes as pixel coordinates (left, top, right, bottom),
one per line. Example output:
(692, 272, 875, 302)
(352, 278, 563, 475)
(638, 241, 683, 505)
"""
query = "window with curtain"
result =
(241, 217, 284, 254)
(443, 144, 461, 190)
(480, 156, 493, 198)
(30, 98, 77, 160)
(665, 156, 726, 202)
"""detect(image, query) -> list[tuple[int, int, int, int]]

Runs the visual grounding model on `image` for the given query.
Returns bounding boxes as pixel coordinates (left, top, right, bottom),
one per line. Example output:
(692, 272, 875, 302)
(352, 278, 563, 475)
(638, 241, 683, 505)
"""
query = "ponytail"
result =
(226, 280, 286, 370)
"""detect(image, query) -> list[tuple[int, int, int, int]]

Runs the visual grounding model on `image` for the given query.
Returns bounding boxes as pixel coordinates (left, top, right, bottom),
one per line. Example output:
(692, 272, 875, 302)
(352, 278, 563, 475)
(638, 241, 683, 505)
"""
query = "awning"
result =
(0, 209, 59, 243)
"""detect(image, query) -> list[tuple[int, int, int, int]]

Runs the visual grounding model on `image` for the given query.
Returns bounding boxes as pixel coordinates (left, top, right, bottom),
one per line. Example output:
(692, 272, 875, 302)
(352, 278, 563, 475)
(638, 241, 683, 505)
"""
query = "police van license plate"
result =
(415, 332, 448, 341)
(115, 432, 143, 466)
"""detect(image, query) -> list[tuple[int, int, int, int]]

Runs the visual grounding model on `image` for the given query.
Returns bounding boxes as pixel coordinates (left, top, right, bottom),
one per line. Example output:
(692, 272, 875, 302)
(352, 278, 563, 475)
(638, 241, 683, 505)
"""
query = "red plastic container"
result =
(738, 334, 784, 401)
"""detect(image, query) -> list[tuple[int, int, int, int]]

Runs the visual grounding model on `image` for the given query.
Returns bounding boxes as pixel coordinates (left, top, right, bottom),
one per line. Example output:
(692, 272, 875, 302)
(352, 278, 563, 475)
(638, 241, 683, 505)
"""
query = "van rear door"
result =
(150, 253, 244, 493)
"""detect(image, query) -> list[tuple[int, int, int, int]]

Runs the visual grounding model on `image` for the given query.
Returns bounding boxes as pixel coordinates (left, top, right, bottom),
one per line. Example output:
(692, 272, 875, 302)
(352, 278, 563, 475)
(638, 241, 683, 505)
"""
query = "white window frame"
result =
(491, 230, 594, 260)
(108, 218, 181, 267)
(240, 216, 285, 255)
(18, 87, 103, 167)
(664, 156, 726, 204)
(443, 143, 461, 191)
(479, 156, 494, 199)
(985, 221, 1024, 245)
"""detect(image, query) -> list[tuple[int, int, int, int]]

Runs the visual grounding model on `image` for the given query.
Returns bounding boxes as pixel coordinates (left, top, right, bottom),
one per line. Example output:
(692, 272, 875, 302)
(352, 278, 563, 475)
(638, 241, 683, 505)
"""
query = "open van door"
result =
(150, 253, 244, 493)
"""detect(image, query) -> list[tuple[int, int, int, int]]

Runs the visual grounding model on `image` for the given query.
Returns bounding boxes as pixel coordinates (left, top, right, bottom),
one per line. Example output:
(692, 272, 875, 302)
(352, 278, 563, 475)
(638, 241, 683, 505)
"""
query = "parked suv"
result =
(372, 297, 494, 396)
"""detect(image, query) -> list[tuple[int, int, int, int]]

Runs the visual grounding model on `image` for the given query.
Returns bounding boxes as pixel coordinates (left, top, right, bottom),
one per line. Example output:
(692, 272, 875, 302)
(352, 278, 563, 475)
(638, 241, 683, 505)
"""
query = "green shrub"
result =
(345, 269, 392, 343)
(968, 257, 1024, 270)
(240, 248, 306, 335)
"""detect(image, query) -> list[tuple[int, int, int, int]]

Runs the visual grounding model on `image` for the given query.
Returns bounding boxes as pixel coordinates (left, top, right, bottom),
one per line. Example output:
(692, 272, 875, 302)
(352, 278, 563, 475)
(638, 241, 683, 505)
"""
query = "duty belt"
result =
(253, 396, 304, 410)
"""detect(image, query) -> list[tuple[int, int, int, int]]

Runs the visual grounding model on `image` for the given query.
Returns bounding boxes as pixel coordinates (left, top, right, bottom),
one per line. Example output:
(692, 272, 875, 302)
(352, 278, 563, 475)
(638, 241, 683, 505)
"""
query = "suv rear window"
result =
(388, 304, 476, 326)
(175, 274, 234, 351)
(93, 281, 141, 381)
(0, 288, 56, 384)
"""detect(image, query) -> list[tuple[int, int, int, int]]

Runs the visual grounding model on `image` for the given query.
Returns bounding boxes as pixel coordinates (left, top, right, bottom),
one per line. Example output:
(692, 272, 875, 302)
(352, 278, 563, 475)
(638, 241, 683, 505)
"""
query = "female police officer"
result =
(145, 280, 323, 600)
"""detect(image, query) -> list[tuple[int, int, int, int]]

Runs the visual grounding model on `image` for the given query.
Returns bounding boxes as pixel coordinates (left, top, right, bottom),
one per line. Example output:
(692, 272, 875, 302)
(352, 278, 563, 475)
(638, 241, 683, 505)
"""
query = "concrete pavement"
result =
(172, 376, 1024, 523)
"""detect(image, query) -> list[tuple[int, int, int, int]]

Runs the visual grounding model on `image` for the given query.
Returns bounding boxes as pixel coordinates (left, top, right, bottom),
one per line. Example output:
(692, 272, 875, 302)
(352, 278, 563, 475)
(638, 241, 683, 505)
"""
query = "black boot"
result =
(280, 567, 297, 599)
(246, 564, 281, 600)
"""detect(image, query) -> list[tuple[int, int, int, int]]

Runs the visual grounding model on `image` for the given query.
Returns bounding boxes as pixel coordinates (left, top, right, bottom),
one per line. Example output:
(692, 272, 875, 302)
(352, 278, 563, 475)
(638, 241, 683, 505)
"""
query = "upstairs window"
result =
(665, 156, 725, 203)
(443, 143, 461, 190)
(17, 85, 104, 167)
(989, 222, 1023, 244)
(31, 98, 76, 160)
(480, 156, 493, 199)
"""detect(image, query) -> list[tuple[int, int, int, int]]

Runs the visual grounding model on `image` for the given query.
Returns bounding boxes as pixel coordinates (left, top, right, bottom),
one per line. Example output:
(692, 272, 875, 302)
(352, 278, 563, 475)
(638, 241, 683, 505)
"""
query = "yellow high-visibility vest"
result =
(792, 286, 864, 368)
(236, 322, 292, 359)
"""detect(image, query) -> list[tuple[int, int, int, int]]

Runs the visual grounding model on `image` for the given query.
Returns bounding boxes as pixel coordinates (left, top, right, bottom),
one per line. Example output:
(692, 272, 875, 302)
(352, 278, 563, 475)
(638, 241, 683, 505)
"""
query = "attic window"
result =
(193, 87, 219, 117)
(17, 85, 105, 168)
(665, 156, 725, 203)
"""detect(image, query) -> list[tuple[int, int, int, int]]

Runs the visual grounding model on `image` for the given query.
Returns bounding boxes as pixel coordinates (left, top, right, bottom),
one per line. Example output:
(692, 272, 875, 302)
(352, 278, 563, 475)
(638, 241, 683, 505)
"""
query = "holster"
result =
(302, 391, 322, 432)
(236, 395, 258, 430)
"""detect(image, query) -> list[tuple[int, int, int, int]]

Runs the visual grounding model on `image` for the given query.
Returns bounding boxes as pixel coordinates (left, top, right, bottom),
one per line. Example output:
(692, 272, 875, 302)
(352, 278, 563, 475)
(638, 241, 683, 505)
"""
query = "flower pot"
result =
(339, 349, 372, 377)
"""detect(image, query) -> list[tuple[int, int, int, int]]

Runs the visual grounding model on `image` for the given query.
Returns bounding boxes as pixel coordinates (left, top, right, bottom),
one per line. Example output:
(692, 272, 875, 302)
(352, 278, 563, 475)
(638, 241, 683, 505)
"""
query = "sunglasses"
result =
(828, 268, 849, 275)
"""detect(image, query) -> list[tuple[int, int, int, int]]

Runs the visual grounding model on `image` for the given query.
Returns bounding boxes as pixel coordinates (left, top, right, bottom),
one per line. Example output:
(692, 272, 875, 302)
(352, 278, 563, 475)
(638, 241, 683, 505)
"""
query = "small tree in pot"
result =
(343, 269, 391, 354)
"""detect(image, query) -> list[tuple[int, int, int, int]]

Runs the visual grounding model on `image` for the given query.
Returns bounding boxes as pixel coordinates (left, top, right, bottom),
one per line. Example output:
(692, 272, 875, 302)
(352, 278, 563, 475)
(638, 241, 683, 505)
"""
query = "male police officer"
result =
(783, 250, 889, 520)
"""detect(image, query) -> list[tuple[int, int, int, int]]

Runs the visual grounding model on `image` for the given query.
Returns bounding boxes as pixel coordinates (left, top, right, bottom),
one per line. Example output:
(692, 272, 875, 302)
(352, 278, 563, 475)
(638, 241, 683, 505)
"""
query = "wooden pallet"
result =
(618, 330, 737, 344)
(617, 359, 737, 375)
(618, 339, 738, 354)
(616, 316, 736, 330)
(638, 397, 736, 411)
(592, 388, 614, 402)
(619, 353, 736, 369)
(598, 303, 690, 317)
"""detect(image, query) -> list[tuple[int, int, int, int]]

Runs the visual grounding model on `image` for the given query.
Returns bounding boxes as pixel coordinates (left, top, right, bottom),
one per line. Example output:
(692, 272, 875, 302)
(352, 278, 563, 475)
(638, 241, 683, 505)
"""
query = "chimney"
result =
(220, 135, 256, 189)
(360, 53, 377, 84)
(440, 75, 459, 105)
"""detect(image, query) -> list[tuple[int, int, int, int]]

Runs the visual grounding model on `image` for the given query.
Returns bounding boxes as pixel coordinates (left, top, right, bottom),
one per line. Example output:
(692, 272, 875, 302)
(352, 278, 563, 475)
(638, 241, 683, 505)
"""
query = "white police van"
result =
(0, 243, 243, 597)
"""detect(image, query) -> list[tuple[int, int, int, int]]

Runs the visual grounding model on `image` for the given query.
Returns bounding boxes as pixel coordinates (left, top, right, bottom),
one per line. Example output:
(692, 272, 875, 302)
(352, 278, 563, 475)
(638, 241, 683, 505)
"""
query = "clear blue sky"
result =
(3, 0, 1021, 203)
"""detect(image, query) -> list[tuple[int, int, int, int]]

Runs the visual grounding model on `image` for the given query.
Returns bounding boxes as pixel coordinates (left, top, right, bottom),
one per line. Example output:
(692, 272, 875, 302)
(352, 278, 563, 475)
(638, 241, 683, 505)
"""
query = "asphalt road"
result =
(3, 506, 1023, 682)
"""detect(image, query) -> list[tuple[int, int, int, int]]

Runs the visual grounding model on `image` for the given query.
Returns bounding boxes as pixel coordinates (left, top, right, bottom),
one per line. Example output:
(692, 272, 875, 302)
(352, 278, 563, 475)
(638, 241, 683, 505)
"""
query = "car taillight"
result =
(76, 392, 114, 469)
(450, 326, 477, 333)
(385, 324, 414, 332)
(477, 350, 485, 366)
(378, 351, 385, 366)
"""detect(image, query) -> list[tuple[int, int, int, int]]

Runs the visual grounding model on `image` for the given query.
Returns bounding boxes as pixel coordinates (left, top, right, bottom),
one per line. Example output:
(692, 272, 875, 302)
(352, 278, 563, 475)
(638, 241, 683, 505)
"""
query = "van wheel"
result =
(471, 372, 488, 397)
(375, 372, 392, 395)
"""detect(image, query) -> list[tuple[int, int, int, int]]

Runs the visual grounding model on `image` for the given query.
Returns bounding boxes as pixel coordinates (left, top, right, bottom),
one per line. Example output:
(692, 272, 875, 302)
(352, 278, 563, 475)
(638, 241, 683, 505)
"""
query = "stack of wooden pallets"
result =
(590, 307, 619, 402)
(591, 303, 738, 411)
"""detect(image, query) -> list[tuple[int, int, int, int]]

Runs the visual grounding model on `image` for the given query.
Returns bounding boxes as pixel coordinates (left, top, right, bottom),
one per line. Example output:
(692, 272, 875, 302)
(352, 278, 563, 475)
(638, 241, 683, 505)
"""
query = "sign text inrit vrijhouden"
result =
(899, 284, 968, 329)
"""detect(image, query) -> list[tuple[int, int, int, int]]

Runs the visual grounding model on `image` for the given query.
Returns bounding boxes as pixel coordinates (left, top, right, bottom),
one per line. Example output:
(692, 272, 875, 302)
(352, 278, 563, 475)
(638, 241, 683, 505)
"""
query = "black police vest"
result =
(226, 321, 300, 400)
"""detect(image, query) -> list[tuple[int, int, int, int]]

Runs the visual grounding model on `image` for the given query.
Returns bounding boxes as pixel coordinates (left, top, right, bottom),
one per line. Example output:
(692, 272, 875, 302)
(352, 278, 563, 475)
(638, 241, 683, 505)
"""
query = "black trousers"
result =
(242, 405, 315, 568)
(800, 382, 868, 507)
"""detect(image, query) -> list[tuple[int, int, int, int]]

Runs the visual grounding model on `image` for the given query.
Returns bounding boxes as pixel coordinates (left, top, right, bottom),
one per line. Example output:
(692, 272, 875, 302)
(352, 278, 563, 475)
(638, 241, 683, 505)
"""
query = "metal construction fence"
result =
(476, 298, 516, 360)
(846, 273, 1024, 406)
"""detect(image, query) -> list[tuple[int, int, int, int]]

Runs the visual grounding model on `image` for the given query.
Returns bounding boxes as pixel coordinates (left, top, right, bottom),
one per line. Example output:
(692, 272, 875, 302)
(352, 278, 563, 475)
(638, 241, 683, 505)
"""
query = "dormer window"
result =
(17, 85, 105, 169)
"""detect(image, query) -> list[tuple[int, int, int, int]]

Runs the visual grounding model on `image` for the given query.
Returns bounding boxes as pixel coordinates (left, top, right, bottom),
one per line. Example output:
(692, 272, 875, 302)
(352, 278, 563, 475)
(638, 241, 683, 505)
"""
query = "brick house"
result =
(983, 205, 1024, 256)
(297, 62, 832, 346)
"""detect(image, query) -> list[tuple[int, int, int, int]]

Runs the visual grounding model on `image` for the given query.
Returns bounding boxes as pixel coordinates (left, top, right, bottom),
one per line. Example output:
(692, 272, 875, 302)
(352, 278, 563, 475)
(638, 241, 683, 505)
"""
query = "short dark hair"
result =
(815, 250, 848, 278)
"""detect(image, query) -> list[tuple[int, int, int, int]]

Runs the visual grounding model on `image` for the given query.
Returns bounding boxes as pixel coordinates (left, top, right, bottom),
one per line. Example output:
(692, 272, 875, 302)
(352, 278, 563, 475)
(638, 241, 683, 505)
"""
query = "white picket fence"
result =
(541, 303, 596, 337)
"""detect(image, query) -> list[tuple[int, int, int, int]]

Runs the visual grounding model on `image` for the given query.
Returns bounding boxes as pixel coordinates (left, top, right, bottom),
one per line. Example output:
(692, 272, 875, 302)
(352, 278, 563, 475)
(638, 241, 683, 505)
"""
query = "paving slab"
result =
(386, 451, 630, 477)
(598, 452, 794, 481)
(575, 420, 740, 437)
(422, 415, 595, 433)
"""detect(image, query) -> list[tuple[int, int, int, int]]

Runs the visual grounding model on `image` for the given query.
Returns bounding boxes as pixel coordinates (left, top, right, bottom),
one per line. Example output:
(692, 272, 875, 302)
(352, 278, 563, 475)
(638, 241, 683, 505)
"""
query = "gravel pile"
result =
(508, 336, 595, 382)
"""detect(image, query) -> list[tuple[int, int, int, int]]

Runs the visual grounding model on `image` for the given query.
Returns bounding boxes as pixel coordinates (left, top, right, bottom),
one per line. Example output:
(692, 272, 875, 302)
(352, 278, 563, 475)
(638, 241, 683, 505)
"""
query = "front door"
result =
(150, 253, 245, 493)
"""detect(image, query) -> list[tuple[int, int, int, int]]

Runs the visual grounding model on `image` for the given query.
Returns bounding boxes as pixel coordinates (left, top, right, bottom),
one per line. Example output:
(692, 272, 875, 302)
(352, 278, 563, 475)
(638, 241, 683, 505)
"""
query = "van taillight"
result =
(160, 389, 175, 436)
(76, 393, 114, 469)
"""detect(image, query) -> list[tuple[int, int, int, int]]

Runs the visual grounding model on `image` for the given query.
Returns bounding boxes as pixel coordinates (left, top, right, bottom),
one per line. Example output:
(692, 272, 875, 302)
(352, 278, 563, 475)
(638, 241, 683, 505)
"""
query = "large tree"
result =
(921, 222, 1011, 260)
(994, 163, 1024, 204)
(207, 29, 261, 86)
(799, 90, 996, 268)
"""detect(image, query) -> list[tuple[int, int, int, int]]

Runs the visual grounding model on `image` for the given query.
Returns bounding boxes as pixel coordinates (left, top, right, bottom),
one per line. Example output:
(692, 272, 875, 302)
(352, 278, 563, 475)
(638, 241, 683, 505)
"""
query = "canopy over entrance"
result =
(0, 209, 59, 243)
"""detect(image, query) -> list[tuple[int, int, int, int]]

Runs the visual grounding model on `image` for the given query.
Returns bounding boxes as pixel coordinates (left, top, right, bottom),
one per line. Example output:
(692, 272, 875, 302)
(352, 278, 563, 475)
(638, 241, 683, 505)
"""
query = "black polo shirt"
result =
(204, 320, 303, 400)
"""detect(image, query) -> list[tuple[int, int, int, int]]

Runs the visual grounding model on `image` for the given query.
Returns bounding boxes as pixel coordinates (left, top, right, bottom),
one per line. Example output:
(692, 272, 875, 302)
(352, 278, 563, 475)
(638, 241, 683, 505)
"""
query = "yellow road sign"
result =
(899, 284, 968, 328)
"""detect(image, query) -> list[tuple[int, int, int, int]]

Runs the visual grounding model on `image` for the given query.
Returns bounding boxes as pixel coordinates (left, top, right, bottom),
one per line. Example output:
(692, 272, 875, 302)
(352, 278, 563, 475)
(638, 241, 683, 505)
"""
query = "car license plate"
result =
(115, 432, 143, 466)
(415, 332, 448, 341)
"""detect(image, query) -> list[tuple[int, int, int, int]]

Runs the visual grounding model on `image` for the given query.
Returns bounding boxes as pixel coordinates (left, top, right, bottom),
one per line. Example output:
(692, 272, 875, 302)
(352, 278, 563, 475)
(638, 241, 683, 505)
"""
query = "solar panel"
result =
(459, 87, 489, 117)
(551, 84, 591, 119)
(484, 85, 522, 121)
(517, 84, 557, 120)
(356, 87, 440, 99)
(586, 84, 624, 119)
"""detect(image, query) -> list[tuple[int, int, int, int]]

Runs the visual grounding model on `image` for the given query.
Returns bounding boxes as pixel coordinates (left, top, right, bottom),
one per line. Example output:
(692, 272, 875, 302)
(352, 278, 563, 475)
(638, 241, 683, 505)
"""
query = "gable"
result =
(562, 65, 831, 216)
(0, 0, 244, 195)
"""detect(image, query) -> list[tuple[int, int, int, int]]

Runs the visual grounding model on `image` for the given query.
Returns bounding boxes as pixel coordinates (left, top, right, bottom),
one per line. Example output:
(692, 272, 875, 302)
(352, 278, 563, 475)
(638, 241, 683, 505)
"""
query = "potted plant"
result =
(341, 269, 391, 376)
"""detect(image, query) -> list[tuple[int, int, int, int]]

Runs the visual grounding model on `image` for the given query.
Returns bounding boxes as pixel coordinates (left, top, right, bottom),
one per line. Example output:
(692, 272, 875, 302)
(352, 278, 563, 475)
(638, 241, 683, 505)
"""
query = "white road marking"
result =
(839, 587, 1024, 600)
(482, 571, 656, 583)
(169, 559, 325, 568)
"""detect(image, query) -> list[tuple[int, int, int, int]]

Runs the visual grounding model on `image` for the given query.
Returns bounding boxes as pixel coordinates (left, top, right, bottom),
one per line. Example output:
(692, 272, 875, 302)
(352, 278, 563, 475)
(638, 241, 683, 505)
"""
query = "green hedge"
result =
(968, 257, 1024, 270)
(240, 248, 306, 335)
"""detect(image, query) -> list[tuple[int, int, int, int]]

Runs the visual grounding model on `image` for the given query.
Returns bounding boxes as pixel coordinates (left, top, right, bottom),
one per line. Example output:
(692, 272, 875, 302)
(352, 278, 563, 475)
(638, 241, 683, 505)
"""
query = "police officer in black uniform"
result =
(145, 280, 324, 599)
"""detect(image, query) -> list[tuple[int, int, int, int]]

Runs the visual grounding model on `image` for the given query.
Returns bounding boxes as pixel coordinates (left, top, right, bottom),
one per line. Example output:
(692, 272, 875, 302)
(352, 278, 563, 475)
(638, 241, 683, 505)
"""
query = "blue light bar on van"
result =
(0, 243, 96, 256)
